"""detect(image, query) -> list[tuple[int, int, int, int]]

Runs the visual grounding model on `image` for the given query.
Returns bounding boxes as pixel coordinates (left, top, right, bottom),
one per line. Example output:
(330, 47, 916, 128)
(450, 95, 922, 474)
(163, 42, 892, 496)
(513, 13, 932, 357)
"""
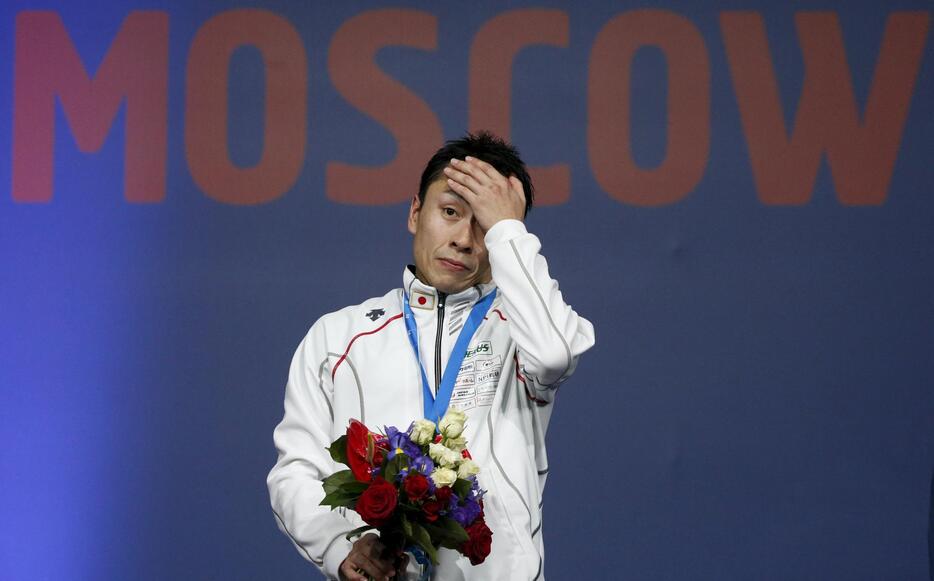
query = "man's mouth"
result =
(438, 258, 468, 271)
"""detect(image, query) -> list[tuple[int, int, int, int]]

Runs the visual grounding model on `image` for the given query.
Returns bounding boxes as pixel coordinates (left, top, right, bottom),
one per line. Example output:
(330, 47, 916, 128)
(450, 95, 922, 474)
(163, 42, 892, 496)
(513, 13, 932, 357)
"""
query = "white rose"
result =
(444, 435, 467, 453)
(457, 459, 480, 479)
(409, 419, 437, 445)
(428, 442, 459, 468)
(439, 409, 467, 438)
(431, 467, 458, 488)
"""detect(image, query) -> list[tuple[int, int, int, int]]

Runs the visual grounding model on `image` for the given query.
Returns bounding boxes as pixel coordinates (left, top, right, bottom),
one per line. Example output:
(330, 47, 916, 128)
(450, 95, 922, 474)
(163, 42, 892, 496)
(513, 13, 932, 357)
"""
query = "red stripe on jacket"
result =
(331, 313, 404, 380)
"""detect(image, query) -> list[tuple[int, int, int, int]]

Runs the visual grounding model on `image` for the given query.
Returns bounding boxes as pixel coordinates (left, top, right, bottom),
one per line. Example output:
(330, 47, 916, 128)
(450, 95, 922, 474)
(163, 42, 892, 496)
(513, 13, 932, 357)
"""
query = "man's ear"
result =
(407, 195, 421, 235)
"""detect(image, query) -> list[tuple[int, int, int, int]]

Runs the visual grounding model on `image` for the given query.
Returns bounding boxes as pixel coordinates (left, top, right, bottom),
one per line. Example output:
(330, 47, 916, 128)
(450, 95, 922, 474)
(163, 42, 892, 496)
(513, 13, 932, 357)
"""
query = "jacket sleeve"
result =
(484, 219, 596, 396)
(267, 317, 356, 580)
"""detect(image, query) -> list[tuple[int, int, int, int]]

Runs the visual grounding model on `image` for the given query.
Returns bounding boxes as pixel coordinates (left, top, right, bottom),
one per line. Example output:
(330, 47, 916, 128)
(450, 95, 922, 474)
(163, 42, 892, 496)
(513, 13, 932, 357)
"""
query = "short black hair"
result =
(417, 131, 534, 217)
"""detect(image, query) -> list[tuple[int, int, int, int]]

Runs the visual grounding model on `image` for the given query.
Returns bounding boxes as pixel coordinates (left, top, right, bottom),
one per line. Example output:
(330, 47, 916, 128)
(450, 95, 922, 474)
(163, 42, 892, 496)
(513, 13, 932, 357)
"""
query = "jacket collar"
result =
(403, 265, 495, 311)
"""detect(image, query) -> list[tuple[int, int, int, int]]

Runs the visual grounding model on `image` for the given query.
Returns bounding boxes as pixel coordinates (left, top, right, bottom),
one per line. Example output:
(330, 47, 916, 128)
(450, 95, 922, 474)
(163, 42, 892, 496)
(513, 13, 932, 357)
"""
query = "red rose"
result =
(461, 518, 493, 565)
(403, 473, 429, 501)
(421, 499, 443, 522)
(356, 477, 398, 527)
(346, 420, 379, 482)
(434, 486, 453, 505)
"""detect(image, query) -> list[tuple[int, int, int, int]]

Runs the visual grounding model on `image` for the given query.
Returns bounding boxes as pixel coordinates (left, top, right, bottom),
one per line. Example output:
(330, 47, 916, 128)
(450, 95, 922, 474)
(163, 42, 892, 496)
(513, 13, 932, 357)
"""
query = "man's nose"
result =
(451, 220, 475, 251)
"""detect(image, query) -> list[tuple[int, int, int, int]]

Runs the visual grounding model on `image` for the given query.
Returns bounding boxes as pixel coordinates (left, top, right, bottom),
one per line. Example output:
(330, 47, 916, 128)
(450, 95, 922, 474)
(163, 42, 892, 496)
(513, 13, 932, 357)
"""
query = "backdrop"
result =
(2, 1, 933, 579)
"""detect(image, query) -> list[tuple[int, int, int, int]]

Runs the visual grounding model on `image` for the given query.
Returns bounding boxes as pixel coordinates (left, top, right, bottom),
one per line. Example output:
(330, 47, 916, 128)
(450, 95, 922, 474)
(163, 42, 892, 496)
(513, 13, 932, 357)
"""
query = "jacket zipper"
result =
(434, 292, 446, 394)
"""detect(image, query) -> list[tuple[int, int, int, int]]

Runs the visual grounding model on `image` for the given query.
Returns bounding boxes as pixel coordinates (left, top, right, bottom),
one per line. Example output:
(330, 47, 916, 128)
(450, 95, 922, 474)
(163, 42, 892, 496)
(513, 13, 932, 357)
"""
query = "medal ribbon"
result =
(402, 289, 496, 423)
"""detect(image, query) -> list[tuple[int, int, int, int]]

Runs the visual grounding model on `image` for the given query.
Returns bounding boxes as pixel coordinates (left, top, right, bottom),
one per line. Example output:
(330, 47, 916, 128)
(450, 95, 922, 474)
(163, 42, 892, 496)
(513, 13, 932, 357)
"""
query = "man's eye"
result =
(443, 207, 458, 217)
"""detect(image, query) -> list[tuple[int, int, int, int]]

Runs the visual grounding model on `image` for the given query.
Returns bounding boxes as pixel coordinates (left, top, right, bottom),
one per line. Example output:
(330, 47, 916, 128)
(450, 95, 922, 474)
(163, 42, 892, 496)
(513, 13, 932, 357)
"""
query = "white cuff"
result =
(484, 219, 527, 246)
(323, 537, 354, 580)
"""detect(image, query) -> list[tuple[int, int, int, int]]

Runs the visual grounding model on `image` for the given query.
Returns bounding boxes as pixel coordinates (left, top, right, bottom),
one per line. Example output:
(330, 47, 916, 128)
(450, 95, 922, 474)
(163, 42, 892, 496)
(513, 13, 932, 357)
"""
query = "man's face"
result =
(408, 178, 491, 294)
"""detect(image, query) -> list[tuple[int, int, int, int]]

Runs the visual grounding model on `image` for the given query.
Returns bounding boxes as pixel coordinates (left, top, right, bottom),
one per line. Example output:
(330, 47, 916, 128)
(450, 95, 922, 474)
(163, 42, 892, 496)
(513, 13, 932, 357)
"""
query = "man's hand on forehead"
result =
(443, 156, 525, 232)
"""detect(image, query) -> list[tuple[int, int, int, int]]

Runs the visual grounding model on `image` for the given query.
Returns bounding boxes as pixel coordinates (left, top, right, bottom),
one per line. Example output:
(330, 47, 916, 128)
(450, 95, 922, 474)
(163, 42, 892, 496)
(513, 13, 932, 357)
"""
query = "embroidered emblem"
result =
(410, 290, 435, 310)
(365, 308, 385, 321)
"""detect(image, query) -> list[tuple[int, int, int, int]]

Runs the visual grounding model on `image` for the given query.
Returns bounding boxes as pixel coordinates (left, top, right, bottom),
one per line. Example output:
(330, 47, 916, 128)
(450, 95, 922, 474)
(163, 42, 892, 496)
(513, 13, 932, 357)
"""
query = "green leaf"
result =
(382, 455, 409, 484)
(327, 435, 349, 465)
(420, 525, 453, 549)
(320, 470, 373, 509)
(344, 525, 374, 541)
(383, 462, 398, 483)
(396, 502, 419, 513)
(409, 522, 439, 565)
(344, 481, 369, 495)
(439, 517, 470, 544)
(422, 517, 469, 549)
(320, 488, 358, 508)
(322, 470, 357, 495)
(452, 478, 472, 499)
(401, 515, 413, 539)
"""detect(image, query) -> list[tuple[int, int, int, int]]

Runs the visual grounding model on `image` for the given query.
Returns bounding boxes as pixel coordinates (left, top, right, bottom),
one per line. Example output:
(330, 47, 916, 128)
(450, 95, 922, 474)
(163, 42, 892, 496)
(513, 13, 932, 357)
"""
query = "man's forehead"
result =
(431, 186, 467, 205)
(441, 190, 467, 203)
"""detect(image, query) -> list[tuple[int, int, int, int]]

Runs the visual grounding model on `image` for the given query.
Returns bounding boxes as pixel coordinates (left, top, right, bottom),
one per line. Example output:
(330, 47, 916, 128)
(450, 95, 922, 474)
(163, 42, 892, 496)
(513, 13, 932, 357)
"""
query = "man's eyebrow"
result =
(440, 190, 467, 204)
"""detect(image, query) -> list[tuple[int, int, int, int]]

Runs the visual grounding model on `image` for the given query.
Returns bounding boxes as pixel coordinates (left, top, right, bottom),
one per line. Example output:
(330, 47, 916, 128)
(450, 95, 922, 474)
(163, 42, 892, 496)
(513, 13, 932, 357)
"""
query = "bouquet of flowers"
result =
(320, 410, 492, 578)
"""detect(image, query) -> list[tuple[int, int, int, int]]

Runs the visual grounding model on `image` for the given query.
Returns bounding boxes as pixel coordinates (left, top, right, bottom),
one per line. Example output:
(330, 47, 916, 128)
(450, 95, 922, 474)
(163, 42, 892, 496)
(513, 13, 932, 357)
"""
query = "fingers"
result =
(443, 165, 484, 196)
(338, 559, 370, 581)
(443, 156, 526, 227)
(340, 534, 396, 581)
(340, 556, 392, 581)
(459, 157, 503, 187)
(445, 177, 477, 203)
(463, 156, 500, 181)
(338, 561, 369, 581)
(394, 552, 410, 577)
(444, 157, 509, 197)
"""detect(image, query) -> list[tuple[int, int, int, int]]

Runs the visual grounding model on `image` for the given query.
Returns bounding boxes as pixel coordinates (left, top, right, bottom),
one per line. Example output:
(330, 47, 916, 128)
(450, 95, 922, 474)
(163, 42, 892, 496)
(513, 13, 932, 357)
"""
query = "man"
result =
(268, 132, 595, 580)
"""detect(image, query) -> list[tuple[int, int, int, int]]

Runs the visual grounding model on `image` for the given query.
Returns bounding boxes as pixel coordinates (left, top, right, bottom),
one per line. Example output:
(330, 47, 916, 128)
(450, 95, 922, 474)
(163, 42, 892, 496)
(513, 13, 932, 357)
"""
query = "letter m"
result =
(13, 12, 168, 203)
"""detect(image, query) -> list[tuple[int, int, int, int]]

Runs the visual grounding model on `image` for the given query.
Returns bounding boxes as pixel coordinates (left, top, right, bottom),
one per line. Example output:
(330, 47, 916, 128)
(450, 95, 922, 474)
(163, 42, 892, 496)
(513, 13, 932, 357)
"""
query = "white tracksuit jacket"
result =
(268, 219, 595, 580)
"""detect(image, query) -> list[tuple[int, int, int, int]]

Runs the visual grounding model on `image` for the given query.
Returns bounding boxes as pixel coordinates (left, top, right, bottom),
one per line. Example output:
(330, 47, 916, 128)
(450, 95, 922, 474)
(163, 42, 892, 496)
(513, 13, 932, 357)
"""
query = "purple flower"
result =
(412, 454, 434, 476)
(450, 495, 482, 527)
(385, 426, 420, 460)
(450, 505, 468, 526)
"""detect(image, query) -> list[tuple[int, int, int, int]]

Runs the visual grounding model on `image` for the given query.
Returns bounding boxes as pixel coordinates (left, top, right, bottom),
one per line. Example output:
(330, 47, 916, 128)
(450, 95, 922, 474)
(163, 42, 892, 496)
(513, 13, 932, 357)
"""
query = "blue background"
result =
(1, 1, 932, 579)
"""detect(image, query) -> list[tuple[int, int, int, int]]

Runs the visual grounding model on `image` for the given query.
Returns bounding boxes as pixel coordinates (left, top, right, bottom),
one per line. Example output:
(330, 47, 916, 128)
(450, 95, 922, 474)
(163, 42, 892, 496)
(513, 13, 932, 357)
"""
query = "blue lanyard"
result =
(402, 289, 496, 423)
